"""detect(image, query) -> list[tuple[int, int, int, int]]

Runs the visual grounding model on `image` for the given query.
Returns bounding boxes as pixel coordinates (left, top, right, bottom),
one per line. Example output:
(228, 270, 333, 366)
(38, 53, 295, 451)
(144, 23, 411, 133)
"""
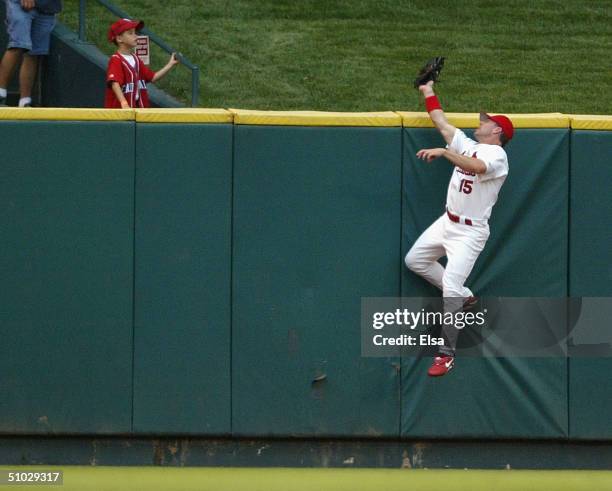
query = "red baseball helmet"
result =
(481, 113, 514, 140)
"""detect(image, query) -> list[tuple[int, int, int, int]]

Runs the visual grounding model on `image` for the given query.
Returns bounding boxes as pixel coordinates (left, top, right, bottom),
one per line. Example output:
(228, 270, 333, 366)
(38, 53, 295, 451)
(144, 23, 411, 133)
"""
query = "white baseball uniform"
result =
(405, 128, 509, 309)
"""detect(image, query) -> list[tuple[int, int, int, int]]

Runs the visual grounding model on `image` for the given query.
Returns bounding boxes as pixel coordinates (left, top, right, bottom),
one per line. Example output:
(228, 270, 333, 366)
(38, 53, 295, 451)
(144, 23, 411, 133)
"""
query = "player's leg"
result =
(442, 227, 488, 296)
(0, 0, 34, 104)
(406, 215, 475, 299)
(438, 225, 489, 356)
(404, 215, 446, 290)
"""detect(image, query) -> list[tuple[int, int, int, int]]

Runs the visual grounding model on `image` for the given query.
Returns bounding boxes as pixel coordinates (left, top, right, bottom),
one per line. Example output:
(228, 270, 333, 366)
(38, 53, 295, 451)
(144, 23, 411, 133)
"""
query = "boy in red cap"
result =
(105, 18, 179, 108)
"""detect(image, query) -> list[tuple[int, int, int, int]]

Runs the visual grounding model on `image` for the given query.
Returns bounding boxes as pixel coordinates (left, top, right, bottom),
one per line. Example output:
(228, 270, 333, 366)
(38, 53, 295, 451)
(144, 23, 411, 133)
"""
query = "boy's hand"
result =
(152, 53, 181, 83)
(168, 53, 180, 67)
(21, 0, 35, 10)
(120, 100, 130, 109)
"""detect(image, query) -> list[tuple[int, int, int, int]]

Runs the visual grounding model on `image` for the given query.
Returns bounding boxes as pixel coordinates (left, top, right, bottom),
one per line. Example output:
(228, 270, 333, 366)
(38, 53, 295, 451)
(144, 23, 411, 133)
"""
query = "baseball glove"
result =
(414, 56, 445, 89)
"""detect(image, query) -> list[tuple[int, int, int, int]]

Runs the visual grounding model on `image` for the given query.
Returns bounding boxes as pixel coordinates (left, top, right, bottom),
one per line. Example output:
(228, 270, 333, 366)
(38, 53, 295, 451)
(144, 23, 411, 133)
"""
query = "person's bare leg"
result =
(19, 53, 38, 99)
(0, 48, 25, 89)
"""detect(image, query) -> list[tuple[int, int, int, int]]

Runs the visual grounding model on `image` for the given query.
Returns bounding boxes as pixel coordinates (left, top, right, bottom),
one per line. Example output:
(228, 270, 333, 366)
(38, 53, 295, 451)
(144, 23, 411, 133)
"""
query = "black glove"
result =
(414, 56, 445, 89)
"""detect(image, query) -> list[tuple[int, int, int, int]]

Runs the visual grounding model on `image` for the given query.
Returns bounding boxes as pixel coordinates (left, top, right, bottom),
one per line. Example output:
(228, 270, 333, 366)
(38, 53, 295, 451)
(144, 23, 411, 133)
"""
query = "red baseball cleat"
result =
(427, 356, 454, 377)
(463, 296, 479, 311)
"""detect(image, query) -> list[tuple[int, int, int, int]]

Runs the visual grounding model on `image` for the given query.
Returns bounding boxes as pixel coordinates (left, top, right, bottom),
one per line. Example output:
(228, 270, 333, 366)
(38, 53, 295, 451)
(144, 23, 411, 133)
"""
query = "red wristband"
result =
(425, 95, 442, 112)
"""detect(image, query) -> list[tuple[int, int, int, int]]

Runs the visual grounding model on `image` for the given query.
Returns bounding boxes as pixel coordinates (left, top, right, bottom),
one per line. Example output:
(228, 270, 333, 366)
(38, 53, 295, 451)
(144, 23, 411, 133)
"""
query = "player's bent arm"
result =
(443, 149, 487, 174)
(110, 82, 130, 109)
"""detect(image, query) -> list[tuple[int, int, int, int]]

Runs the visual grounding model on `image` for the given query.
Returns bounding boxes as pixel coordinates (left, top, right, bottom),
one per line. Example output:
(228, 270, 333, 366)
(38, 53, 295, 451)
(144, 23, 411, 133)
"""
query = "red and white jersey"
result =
(105, 52, 156, 108)
(445, 129, 509, 221)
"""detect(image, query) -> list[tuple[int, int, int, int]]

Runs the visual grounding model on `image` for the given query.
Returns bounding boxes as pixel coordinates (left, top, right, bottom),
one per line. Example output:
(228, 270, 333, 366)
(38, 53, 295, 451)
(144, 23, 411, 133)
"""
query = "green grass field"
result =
(2, 466, 612, 491)
(59, 0, 612, 113)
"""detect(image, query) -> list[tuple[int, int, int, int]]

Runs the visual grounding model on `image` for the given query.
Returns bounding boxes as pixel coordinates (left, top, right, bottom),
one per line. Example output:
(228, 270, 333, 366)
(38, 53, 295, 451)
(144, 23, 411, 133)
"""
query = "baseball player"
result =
(105, 18, 179, 108)
(404, 80, 514, 377)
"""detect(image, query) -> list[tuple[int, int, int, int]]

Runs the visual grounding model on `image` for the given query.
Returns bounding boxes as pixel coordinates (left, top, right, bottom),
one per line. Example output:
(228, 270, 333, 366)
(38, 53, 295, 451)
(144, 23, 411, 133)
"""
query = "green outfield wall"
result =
(232, 120, 401, 437)
(133, 114, 233, 434)
(568, 117, 612, 439)
(400, 120, 569, 438)
(0, 113, 135, 433)
(0, 108, 611, 442)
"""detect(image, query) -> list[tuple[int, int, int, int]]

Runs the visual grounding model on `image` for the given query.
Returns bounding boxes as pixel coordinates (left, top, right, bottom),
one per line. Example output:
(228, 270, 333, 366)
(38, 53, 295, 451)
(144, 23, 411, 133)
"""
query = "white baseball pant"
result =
(405, 213, 489, 354)
(405, 213, 489, 309)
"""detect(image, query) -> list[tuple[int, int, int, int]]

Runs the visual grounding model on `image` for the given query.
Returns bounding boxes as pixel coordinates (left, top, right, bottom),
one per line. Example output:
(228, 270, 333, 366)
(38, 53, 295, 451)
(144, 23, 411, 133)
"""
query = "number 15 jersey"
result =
(445, 129, 509, 221)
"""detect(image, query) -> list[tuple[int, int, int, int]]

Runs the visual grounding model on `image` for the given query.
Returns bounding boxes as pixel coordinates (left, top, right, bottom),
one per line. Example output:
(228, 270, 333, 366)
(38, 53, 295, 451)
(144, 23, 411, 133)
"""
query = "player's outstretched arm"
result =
(419, 81, 456, 145)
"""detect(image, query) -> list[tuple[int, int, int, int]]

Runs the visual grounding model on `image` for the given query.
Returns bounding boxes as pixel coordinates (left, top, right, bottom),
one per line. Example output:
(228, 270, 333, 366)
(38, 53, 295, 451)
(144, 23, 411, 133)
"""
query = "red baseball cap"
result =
(481, 113, 514, 140)
(108, 18, 144, 42)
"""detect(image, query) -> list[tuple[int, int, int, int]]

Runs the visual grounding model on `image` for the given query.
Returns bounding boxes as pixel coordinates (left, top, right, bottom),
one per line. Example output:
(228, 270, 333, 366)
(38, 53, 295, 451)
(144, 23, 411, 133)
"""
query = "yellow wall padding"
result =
(135, 108, 233, 123)
(570, 115, 612, 131)
(398, 112, 570, 129)
(0, 107, 135, 121)
(229, 109, 402, 127)
(3, 108, 611, 129)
